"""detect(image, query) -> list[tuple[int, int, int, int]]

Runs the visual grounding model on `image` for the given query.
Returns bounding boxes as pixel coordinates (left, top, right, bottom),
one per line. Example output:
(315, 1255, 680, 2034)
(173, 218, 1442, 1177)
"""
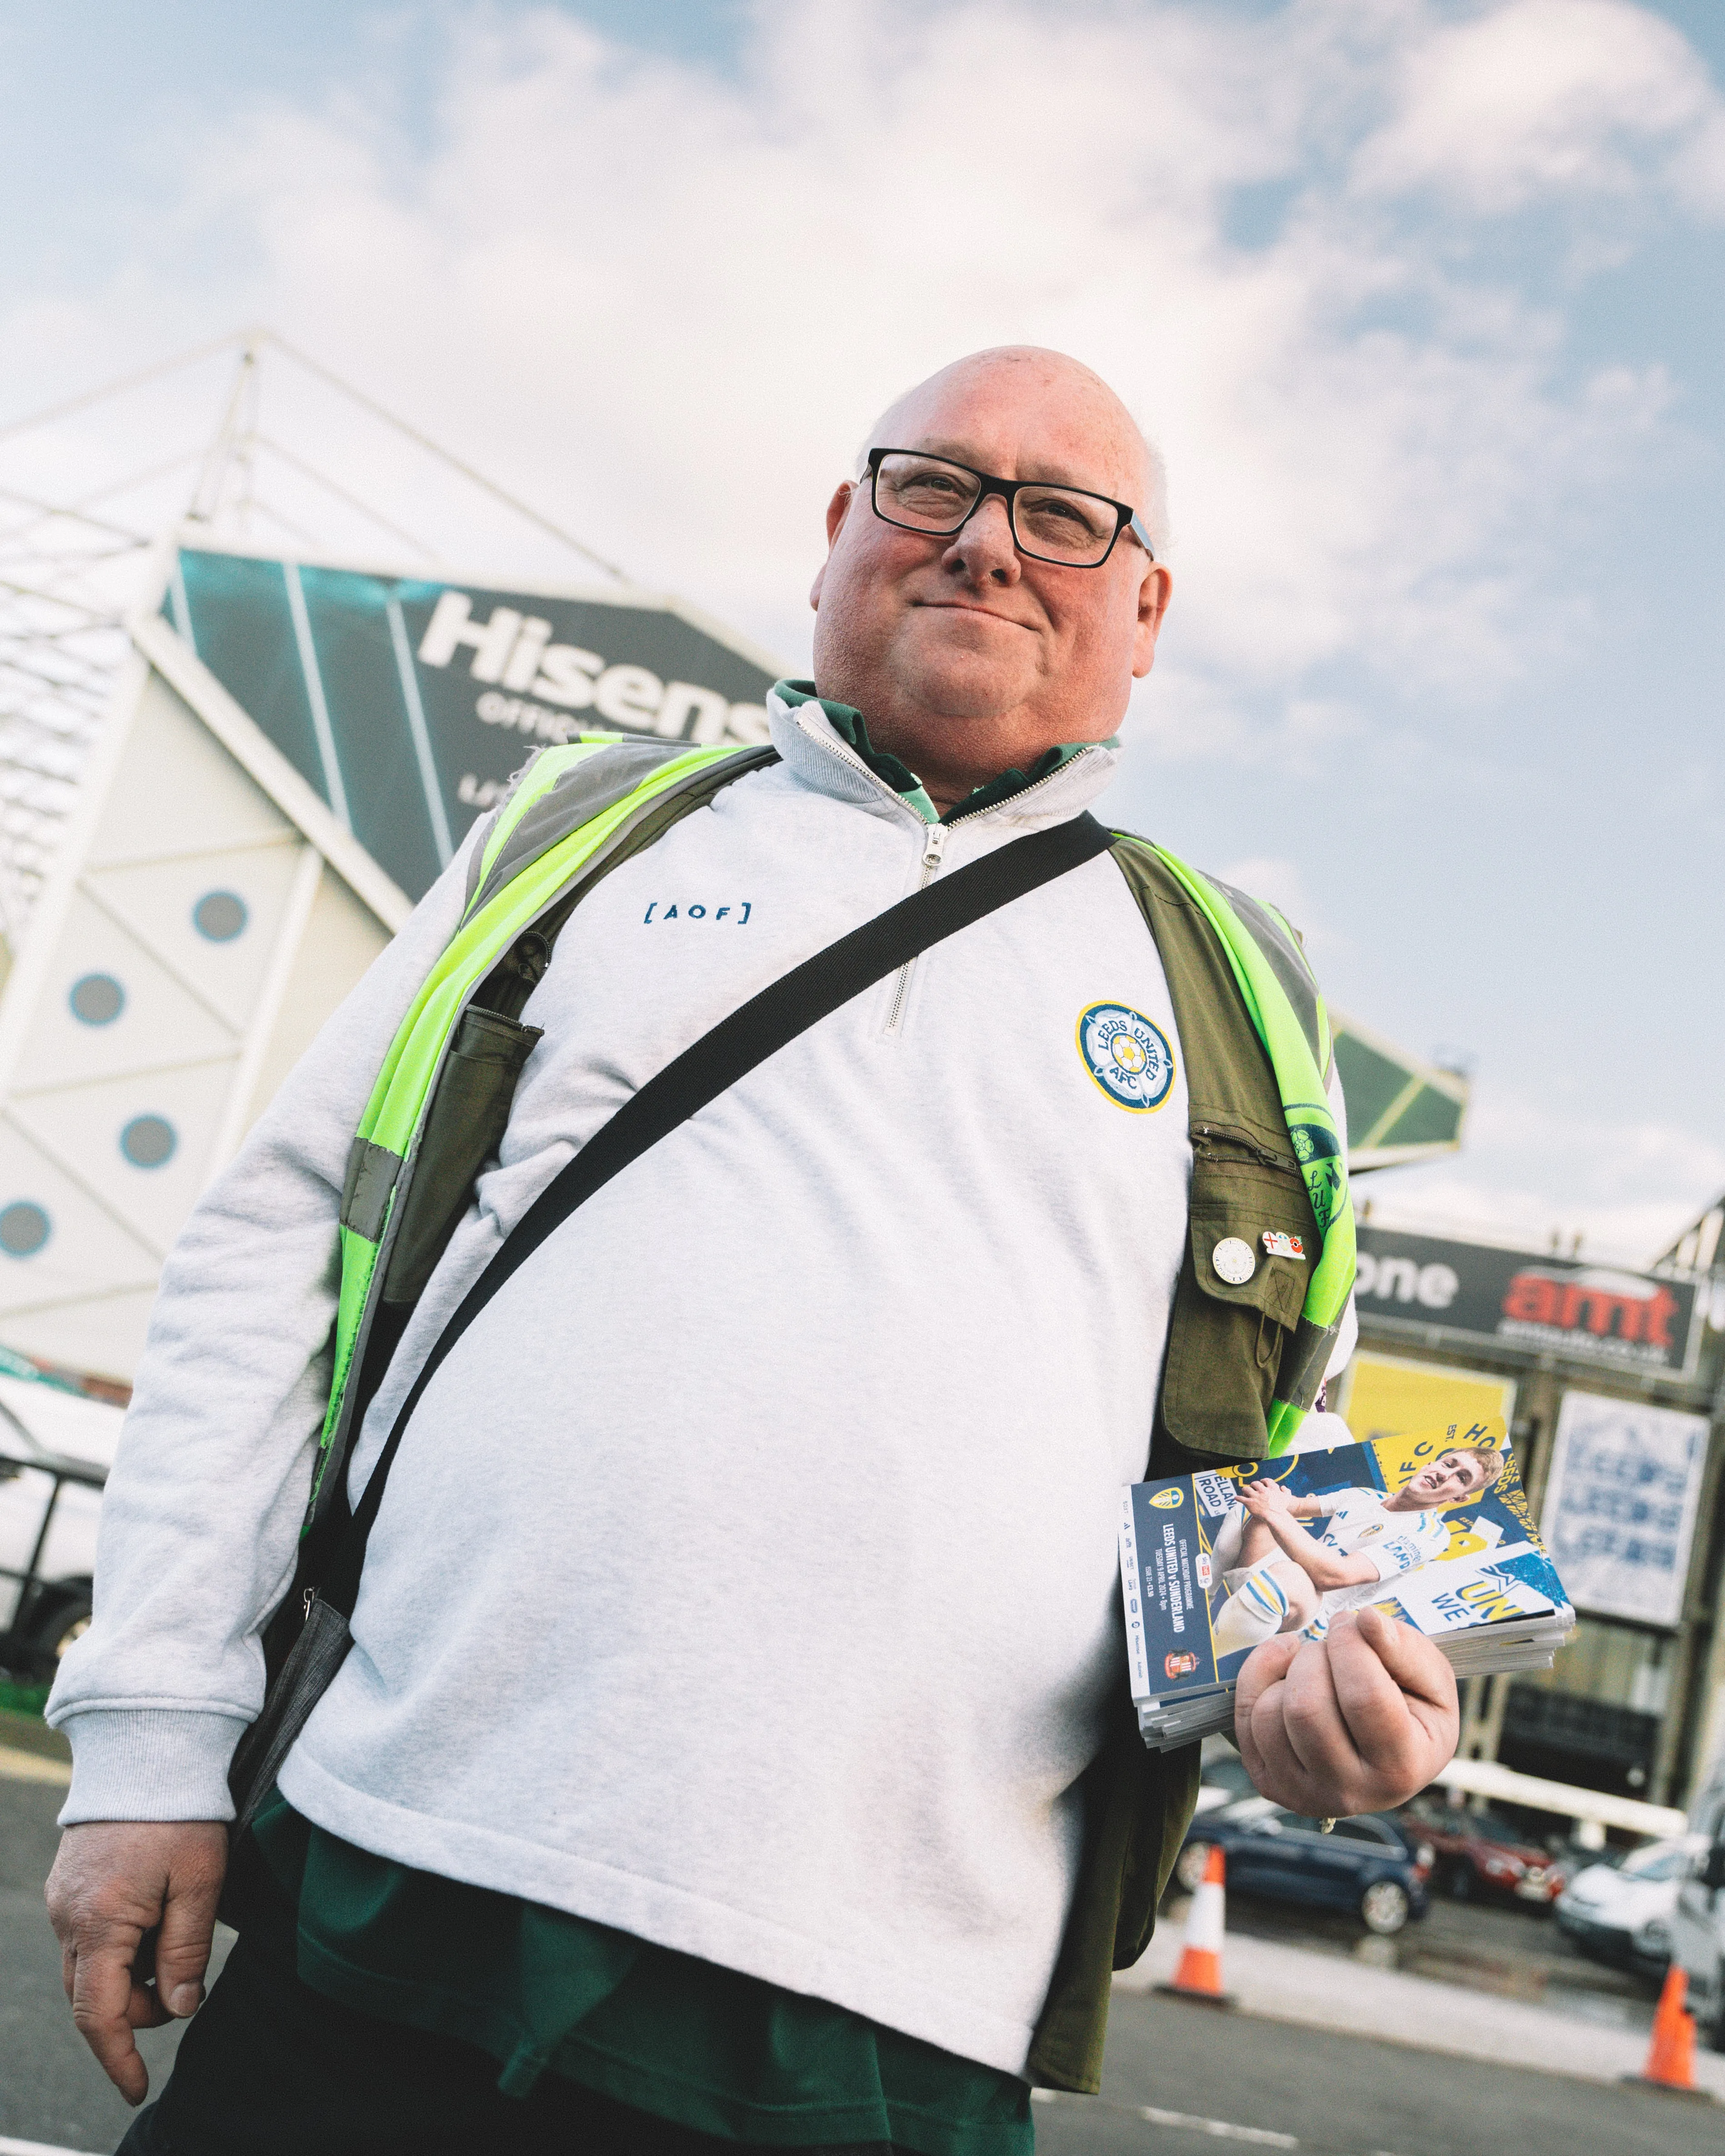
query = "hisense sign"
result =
(166, 546, 781, 904)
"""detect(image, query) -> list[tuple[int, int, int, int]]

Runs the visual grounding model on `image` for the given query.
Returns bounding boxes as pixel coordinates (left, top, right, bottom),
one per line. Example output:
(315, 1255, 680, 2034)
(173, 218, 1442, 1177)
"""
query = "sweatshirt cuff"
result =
(54, 1709, 248, 1825)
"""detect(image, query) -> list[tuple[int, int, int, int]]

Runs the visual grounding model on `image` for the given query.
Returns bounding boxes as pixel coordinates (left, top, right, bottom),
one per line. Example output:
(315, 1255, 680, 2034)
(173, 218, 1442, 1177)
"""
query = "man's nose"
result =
(940, 493, 1021, 585)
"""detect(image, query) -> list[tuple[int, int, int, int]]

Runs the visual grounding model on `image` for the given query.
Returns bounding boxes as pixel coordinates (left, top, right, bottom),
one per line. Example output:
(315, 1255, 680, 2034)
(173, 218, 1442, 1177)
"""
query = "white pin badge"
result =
(1262, 1230, 1307, 1262)
(1212, 1236, 1256, 1285)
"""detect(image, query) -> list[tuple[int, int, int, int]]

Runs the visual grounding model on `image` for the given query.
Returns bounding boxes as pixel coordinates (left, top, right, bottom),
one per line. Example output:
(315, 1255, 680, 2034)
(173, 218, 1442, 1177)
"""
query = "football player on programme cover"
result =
(1209, 1444, 1506, 1655)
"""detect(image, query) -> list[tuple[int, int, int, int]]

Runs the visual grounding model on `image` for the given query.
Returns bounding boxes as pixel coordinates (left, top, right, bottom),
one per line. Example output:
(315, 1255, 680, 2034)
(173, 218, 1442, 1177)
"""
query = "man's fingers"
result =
(1328, 1611, 1458, 1793)
(1351, 1607, 1457, 1719)
(1235, 1612, 1464, 1817)
(1314, 1614, 1415, 1770)
(67, 1924, 150, 2106)
(1235, 1635, 1301, 1720)
(1234, 1636, 1300, 1783)
(1246, 1633, 1383, 1815)
(154, 1841, 226, 2018)
(1243, 1675, 1323, 1814)
(45, 1818, 231, 2097)
(1239, 1637, 1332, 1812)
(1278, 1634, 1354, 1785)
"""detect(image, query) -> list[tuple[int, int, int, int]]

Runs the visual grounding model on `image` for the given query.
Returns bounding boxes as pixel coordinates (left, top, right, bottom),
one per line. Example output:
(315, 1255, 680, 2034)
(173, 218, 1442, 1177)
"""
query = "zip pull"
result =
(302, 1586, 316, 1622)
(885, 825, 949, 1039)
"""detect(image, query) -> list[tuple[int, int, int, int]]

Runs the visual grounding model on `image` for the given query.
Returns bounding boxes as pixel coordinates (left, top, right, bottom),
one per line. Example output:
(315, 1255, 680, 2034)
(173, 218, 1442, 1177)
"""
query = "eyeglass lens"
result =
(873, 451, 1121, 565)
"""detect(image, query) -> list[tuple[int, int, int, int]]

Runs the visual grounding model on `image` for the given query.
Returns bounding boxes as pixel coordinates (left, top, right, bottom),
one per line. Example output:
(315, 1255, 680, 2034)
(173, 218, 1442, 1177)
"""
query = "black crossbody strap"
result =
(323, 810, 1112, 1607)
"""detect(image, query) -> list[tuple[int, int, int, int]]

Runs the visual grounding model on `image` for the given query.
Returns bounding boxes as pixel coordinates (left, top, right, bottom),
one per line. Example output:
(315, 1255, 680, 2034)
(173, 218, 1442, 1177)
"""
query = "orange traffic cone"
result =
(1624, 1967, 1710, 2100)
(1157, 1846, 1234, 2007)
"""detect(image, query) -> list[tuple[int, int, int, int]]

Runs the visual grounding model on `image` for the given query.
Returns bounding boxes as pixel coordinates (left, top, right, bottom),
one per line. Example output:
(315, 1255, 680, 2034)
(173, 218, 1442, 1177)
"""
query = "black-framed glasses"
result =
(864, 447, 1155, 567)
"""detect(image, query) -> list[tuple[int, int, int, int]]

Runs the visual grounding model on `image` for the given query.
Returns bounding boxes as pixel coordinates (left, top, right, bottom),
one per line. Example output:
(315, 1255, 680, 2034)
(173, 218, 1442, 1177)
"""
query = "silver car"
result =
(0, 1366, 123, 1673)
(1555, 1838, 1694, 1976)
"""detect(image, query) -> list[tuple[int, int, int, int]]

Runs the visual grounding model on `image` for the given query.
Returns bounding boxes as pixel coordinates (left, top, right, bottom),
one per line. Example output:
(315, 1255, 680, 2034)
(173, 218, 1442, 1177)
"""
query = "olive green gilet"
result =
(303, 735, 1335, 2095)
(1027, 840, 1320, 2094)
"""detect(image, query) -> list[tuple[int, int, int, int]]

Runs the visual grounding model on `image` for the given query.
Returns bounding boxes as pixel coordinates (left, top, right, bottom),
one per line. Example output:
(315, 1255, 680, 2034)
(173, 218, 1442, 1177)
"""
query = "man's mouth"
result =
(910, 599, 1036, 631)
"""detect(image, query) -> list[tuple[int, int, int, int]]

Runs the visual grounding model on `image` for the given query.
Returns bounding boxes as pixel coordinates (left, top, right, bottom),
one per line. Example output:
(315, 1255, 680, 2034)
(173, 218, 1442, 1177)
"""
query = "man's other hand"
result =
(1234, 1608, 1458, 1818)
(45, 1820, 228, 2106)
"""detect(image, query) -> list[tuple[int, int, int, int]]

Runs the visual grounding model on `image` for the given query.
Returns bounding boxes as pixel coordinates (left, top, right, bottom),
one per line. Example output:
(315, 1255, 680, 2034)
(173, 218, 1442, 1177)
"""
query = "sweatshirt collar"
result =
(768, 680, 1120, 829)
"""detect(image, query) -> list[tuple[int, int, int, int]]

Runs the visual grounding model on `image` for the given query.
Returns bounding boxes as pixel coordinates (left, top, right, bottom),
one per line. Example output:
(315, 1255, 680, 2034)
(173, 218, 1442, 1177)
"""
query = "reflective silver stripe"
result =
(466, 738, 694, 921)
(1208, 875, 1326, 1073)
(339, 1137, 402, 1243)
(1272, 1314, 1339, 1415)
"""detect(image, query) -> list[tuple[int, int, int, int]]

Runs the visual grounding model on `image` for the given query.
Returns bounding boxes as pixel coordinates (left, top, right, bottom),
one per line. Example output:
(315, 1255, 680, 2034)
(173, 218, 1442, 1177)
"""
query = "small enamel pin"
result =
(1262, 1230, 1307, 1261)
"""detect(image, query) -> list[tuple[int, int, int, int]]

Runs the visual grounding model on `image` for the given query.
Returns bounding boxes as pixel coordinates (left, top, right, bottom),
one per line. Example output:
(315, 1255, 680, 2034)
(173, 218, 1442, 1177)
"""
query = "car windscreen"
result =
(1620, 1843, 1688, 1882)
(1329, 1818, 1399, 1846)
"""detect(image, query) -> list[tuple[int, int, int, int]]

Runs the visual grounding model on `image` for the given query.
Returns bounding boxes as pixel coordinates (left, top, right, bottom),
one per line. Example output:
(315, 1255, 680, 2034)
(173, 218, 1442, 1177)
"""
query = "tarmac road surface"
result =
(0, 1768, 227, 2155)
(1036, 1989, 1711, 2156)
(1, 1765, 1713, 2156)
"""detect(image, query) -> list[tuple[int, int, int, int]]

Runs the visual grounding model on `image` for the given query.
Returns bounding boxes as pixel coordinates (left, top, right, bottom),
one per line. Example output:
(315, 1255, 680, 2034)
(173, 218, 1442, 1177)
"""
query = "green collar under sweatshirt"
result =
(775, 680, 1114, 826)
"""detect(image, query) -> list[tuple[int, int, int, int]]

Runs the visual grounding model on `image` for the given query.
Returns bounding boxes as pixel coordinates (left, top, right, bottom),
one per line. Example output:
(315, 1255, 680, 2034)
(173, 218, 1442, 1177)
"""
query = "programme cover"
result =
(1119, 1418, 1570, 1711)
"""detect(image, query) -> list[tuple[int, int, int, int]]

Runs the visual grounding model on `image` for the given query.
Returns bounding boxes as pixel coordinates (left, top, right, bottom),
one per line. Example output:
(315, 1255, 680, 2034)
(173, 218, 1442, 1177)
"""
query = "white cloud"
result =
(1, 0, 1715, 718)
(1353, 0, 1725, 214)
(3, 0, 1721, 1260)
(1214, 853, 1328, 939)
(1362, 1080, 1725, 1264)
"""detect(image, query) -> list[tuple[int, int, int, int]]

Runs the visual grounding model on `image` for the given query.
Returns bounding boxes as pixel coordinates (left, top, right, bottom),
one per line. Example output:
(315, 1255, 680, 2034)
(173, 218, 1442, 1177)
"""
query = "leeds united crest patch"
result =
(1076, 1002, 1176, 1113)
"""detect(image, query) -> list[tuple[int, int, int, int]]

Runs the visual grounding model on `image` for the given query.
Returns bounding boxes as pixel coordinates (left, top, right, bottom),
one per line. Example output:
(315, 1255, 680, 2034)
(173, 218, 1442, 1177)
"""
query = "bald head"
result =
(809, 345, 1174, 808)
(859, 349, 1168, 555)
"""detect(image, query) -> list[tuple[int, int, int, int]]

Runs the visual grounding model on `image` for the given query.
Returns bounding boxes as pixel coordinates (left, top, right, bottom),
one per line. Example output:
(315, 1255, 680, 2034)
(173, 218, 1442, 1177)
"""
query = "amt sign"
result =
(1353, 1227, 1700, 1379)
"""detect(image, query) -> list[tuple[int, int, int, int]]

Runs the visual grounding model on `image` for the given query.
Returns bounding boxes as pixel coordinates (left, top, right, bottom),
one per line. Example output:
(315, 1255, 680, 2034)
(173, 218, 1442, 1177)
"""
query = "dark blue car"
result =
(1176, 1799, 1434, 1935)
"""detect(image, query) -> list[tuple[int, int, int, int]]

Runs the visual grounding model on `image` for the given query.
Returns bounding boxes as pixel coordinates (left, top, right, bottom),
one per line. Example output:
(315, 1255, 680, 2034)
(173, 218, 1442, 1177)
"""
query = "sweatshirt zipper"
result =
(788, 703, 1103, 1037)
(883, 823, 948, 1036)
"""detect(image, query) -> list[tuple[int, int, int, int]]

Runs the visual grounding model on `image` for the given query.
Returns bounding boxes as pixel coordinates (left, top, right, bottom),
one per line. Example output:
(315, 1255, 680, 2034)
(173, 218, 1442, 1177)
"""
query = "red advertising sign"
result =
(1353, 1228, 1701, 1380)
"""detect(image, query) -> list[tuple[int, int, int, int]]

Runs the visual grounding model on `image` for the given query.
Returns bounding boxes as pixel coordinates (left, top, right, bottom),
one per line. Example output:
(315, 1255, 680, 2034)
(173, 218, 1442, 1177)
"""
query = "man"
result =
(1210, 1444, 1507, 1651)
(45, 348, 1458, 2155)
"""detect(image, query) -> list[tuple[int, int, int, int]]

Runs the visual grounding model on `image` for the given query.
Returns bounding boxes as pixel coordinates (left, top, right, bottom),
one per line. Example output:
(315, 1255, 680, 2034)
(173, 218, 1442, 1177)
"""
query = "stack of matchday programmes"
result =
(1119, 1418, 1574, 1750)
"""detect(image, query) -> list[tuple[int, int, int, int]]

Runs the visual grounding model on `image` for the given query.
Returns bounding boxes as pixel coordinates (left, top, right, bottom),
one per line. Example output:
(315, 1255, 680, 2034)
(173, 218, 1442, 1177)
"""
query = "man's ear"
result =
(1131, 561, 1173, 679)
(811, 481, 857, 612)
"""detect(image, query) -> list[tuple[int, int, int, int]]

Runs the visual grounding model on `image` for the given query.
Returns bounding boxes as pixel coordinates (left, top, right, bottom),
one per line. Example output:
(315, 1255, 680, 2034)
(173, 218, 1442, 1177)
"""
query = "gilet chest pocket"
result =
(381, 1006, 544, 1309)
(1158, 1178, 1315, 1459)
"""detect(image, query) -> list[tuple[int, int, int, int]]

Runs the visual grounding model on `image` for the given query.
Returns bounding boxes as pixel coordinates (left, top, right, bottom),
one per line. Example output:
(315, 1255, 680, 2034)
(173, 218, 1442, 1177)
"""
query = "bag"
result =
(226, 810, 1114, 1831)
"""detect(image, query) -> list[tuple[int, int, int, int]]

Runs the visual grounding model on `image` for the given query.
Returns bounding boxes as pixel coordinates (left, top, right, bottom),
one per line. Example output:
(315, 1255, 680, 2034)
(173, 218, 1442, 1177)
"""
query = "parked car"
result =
(0, 1362, 123, 1676)
(1556, 1838, 1693, 1976)
(1194, 1738, 1255, 1816)
(1404, 1796, 1570, 1907)
(1673, 1744, 1725, 2050)
(1176, 1798, 1434, 1935)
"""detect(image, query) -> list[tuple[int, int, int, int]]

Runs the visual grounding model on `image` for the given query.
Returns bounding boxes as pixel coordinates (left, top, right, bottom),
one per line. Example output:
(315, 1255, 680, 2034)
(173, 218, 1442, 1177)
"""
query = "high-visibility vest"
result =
(307, 735, 1353, 1530)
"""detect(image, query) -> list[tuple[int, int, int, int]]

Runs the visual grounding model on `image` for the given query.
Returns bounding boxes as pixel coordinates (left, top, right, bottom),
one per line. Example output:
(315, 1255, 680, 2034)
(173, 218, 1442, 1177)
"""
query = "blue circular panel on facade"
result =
(193, 891, 248, 942)
(0, 1202, 50, 1257)
(69, 973, 125, 1026)
(120, 1115, 177, 1169)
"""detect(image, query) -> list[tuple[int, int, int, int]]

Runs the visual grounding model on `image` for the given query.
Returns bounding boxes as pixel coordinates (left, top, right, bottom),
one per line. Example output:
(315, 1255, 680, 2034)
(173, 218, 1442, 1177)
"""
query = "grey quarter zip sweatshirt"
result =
(52, 691, 1303, 2075)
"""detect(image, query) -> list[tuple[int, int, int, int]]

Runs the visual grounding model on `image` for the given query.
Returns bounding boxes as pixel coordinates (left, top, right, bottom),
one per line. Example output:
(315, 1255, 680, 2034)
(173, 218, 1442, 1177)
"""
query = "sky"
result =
(0, 0, 1720, 1264)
